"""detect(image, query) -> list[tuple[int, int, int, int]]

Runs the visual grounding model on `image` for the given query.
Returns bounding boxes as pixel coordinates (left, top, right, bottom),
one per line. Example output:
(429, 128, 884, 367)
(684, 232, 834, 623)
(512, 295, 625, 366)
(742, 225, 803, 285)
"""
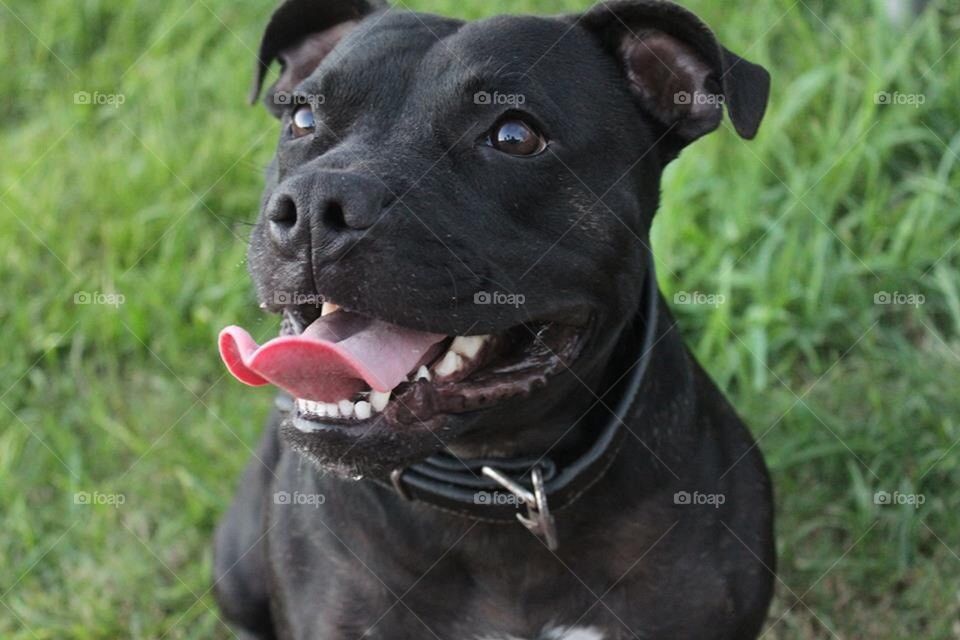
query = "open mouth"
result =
(219, 301, 585, 431)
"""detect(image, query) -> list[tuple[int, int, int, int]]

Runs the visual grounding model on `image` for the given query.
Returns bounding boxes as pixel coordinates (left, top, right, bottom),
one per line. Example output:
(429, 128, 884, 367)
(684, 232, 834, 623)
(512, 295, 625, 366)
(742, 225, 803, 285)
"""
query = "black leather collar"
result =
(384, 259, 660, 549)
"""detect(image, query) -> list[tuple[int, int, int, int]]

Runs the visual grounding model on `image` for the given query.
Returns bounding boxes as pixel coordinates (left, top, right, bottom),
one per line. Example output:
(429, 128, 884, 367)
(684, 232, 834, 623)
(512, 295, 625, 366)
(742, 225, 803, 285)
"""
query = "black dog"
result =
(214, 1, 774, 638)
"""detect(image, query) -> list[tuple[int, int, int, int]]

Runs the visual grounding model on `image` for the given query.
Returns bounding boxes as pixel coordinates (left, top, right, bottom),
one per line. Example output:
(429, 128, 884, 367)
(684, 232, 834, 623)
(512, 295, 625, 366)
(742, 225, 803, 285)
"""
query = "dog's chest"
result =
(275, 559, 614, 640)
(271, 530, 615, 640)
(477, 626, 607, 640)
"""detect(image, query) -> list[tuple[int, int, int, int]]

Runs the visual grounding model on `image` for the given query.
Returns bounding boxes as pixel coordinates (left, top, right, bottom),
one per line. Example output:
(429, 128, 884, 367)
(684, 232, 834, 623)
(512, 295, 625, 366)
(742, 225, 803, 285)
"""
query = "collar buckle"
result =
(482, 465, 559, 551)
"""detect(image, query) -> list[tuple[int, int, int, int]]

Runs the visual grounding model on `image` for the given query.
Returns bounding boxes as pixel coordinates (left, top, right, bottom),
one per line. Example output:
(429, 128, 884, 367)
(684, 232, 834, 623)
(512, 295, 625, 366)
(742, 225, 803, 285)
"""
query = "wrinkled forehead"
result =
(300, 11, 609, 110)
(298, 12, 460, 103)
(435, 13, 599, 71)
(424, 14, 609, 99)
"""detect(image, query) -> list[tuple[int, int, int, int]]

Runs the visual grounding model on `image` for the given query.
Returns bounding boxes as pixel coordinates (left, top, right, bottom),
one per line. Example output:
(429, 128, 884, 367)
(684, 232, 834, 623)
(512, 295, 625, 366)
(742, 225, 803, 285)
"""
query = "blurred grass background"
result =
(1, 0, 958, 638)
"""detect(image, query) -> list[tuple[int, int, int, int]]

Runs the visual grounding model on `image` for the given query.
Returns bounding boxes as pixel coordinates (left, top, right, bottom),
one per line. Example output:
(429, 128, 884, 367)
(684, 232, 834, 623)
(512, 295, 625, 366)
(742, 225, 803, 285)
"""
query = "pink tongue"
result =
(219, 311, 446, 402)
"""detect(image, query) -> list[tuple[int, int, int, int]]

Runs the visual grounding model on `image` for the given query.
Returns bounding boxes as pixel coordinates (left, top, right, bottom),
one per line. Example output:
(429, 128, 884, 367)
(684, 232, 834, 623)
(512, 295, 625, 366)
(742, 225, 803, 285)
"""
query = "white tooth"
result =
(434, 350, 463, 377)
(354, 401, 372, 420)
(416, 365, 431, 382)
(370, 390, 391, 412)
(338, 399, 354, 418)
(294, 418, 316, 433)
(314, 402, 327, 417)
(321, 302, 340, 316)
(296, 398, 308, 412)
(450, 335, 488, 360)
(325, 402, 340, 418)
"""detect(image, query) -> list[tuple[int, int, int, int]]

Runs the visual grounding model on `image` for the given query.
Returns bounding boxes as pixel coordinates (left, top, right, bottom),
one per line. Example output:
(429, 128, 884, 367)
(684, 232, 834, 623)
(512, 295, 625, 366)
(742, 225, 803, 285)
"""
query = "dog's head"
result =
(221, 0, 769, 477)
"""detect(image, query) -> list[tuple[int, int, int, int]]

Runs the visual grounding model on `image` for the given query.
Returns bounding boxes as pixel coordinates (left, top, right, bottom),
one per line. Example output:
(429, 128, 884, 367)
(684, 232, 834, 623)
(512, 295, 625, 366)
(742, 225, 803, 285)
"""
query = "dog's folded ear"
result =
(250, 0, 385, 117)
(578, 0, 770, 150)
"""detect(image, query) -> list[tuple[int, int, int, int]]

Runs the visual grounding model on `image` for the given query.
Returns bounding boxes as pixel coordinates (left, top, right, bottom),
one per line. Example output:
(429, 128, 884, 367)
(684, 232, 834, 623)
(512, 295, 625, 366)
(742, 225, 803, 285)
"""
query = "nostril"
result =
(322, 201, 348, 231)
(269, 195, 298, 229)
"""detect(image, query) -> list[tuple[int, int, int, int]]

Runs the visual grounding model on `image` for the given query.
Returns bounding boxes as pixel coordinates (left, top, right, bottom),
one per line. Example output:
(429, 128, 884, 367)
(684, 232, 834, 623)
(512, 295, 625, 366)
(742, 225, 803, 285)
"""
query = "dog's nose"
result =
(266, 172, 390, 247)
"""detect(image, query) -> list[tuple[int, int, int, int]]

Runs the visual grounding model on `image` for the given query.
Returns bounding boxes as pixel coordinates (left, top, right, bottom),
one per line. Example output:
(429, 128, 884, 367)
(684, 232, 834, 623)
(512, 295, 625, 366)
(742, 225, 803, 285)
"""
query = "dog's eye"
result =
(489, 119, 547, 156)
(291, 105, 316, 137)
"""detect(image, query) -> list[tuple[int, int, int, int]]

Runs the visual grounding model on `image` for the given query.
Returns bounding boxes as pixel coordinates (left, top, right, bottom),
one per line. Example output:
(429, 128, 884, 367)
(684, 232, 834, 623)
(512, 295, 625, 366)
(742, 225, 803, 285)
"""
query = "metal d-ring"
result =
(482, 465, 559, 551)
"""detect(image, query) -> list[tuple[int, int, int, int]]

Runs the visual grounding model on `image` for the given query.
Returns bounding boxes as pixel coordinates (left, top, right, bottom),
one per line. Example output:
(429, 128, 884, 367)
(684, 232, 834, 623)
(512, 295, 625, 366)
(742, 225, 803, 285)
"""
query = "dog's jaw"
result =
(257, 302, 593, 477)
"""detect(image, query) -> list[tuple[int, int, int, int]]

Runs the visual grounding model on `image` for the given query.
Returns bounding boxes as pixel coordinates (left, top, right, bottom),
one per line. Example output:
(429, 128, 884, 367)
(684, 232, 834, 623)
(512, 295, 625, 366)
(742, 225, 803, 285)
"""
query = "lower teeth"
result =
(295, 391, 388, 423)
(289, 334, 494, 428)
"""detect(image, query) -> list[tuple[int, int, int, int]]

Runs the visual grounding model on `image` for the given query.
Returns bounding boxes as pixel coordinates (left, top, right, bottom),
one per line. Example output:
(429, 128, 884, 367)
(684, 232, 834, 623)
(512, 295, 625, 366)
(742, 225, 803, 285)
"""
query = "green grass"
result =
(1, 0, 958, 637)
